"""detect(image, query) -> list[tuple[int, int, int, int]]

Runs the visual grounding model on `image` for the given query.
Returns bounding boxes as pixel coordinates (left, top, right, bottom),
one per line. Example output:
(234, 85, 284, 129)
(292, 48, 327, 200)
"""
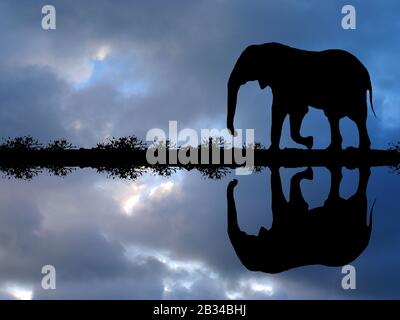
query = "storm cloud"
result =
(0, 0, 398, 299)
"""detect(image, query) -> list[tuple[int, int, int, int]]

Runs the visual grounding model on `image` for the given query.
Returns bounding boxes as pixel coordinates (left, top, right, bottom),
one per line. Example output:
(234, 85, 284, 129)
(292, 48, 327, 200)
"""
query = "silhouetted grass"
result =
(389, 142, 400, 174)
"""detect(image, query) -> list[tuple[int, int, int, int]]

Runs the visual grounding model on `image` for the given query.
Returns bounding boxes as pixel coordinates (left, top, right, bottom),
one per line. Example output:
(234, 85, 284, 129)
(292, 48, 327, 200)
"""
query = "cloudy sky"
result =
(0, 0, 399, 299)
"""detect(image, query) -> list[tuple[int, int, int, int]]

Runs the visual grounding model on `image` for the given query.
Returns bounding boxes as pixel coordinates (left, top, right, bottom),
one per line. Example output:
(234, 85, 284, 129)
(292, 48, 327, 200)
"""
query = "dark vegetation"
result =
(0, 135, 399, 180)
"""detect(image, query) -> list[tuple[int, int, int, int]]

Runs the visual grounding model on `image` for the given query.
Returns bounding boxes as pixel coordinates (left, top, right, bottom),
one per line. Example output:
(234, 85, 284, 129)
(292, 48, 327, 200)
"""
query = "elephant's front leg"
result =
(327, 116, 343, 150)
(289, 107, 313, 149)
(271, 167, 288, 224)
(270, 99, 287, 151)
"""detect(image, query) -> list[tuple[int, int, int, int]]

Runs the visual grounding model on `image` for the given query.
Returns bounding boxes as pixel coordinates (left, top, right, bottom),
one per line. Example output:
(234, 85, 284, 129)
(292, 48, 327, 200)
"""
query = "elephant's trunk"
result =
(227, 78, 240, 136)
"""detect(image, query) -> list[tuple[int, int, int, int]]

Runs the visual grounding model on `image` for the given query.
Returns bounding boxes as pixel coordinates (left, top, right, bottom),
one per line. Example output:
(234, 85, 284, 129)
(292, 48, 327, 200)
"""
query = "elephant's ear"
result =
(258, 79, 268, 89)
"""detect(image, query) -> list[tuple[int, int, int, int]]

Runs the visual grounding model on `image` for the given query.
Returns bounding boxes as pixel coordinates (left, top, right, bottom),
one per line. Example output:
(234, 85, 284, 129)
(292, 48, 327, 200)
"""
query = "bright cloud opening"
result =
(149, 181, 175, 198)
(94, 45, 111, 61)
(4, 284, 33, 300)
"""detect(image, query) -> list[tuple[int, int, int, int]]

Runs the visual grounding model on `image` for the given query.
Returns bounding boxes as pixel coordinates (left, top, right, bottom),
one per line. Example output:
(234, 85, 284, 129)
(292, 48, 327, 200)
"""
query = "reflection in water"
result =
(227, 167, 374, 274)
(0, 137, 399, 180)
(0, 164, 231, 180)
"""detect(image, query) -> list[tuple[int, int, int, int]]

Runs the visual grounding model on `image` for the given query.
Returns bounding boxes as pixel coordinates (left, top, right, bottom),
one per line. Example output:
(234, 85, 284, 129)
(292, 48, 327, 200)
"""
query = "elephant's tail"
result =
(367, 72, 376, 118)
(368, 199, 376, 230)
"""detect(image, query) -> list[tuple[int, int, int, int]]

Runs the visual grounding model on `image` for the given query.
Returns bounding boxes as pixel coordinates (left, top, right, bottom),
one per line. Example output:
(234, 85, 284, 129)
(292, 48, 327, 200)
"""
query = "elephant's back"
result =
(316, 49, 367, 73)
(303, 48, 370, 98)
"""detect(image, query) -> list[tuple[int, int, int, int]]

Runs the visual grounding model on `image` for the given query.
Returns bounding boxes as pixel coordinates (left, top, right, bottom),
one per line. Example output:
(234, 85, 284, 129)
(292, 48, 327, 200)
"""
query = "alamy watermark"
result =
(341, 5, 356, 30)
(41, 265, 56, 290)
(145, 121, 255, 175)
(41, 5, 56, 30)
(341, 265, 356, 290)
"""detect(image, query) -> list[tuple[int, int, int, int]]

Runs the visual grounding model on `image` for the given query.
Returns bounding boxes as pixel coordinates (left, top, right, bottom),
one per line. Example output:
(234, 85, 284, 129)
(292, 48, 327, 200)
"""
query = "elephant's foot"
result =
(326, 143, 342, 152)
(228, 179, 238, 190)
(359, 166, 371, 178)
(303, 136, 313, 150)
(269, 144, 281, 152)
(227, 126, 238, 137)
(292, 135, 313, 150)
(295, 167, 314, 181)
(359, 142, 371, 151)
(258, 226, 269, 238)
(303, 167, 314, 180)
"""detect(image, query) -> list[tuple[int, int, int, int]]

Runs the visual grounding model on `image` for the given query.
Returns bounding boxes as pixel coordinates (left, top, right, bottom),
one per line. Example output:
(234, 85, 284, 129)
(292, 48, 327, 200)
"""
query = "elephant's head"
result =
(227, 44, 270, 136)
(227, 179, 270, 271)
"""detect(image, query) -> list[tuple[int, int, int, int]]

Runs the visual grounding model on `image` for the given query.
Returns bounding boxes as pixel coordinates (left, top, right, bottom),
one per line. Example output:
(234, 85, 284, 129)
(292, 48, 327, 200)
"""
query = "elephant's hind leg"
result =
(349, 102, 371, 150)
(289, 107, 313, 149)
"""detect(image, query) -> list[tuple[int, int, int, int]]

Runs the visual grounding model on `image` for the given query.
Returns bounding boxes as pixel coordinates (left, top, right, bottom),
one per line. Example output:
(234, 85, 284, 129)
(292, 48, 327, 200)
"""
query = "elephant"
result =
(227, 42, 375, 150)
(226, 166, 373, 273)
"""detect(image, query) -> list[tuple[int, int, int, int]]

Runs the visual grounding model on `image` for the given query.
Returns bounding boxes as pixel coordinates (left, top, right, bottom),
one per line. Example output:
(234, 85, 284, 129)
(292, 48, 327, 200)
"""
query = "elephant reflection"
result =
(227, 167, 373, 273)
(227, 43, 375, 150)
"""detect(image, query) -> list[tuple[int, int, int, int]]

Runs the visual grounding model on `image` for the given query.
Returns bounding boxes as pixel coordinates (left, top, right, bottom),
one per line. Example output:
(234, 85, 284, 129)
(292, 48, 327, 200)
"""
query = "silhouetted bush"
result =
(389, 142, 400, 152)
(47, 165, 75, 177)
(200, 136, 226, 149)
(254, 142, 266, 150)
(0, 136, 41, 151)
(197, 166, 230, 180)
(151, 165, 177, 177)
(96, 165, 145, 180)
(96, 136, 146, 151)
(46, 139, 74, 151)
(0, 166, 40, 179)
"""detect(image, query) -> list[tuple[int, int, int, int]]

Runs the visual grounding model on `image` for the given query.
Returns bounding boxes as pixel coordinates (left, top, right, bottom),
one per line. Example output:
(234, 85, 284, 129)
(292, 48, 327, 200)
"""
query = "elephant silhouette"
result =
(227, 167, 373, 273)
(227, 43, 375, 150)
